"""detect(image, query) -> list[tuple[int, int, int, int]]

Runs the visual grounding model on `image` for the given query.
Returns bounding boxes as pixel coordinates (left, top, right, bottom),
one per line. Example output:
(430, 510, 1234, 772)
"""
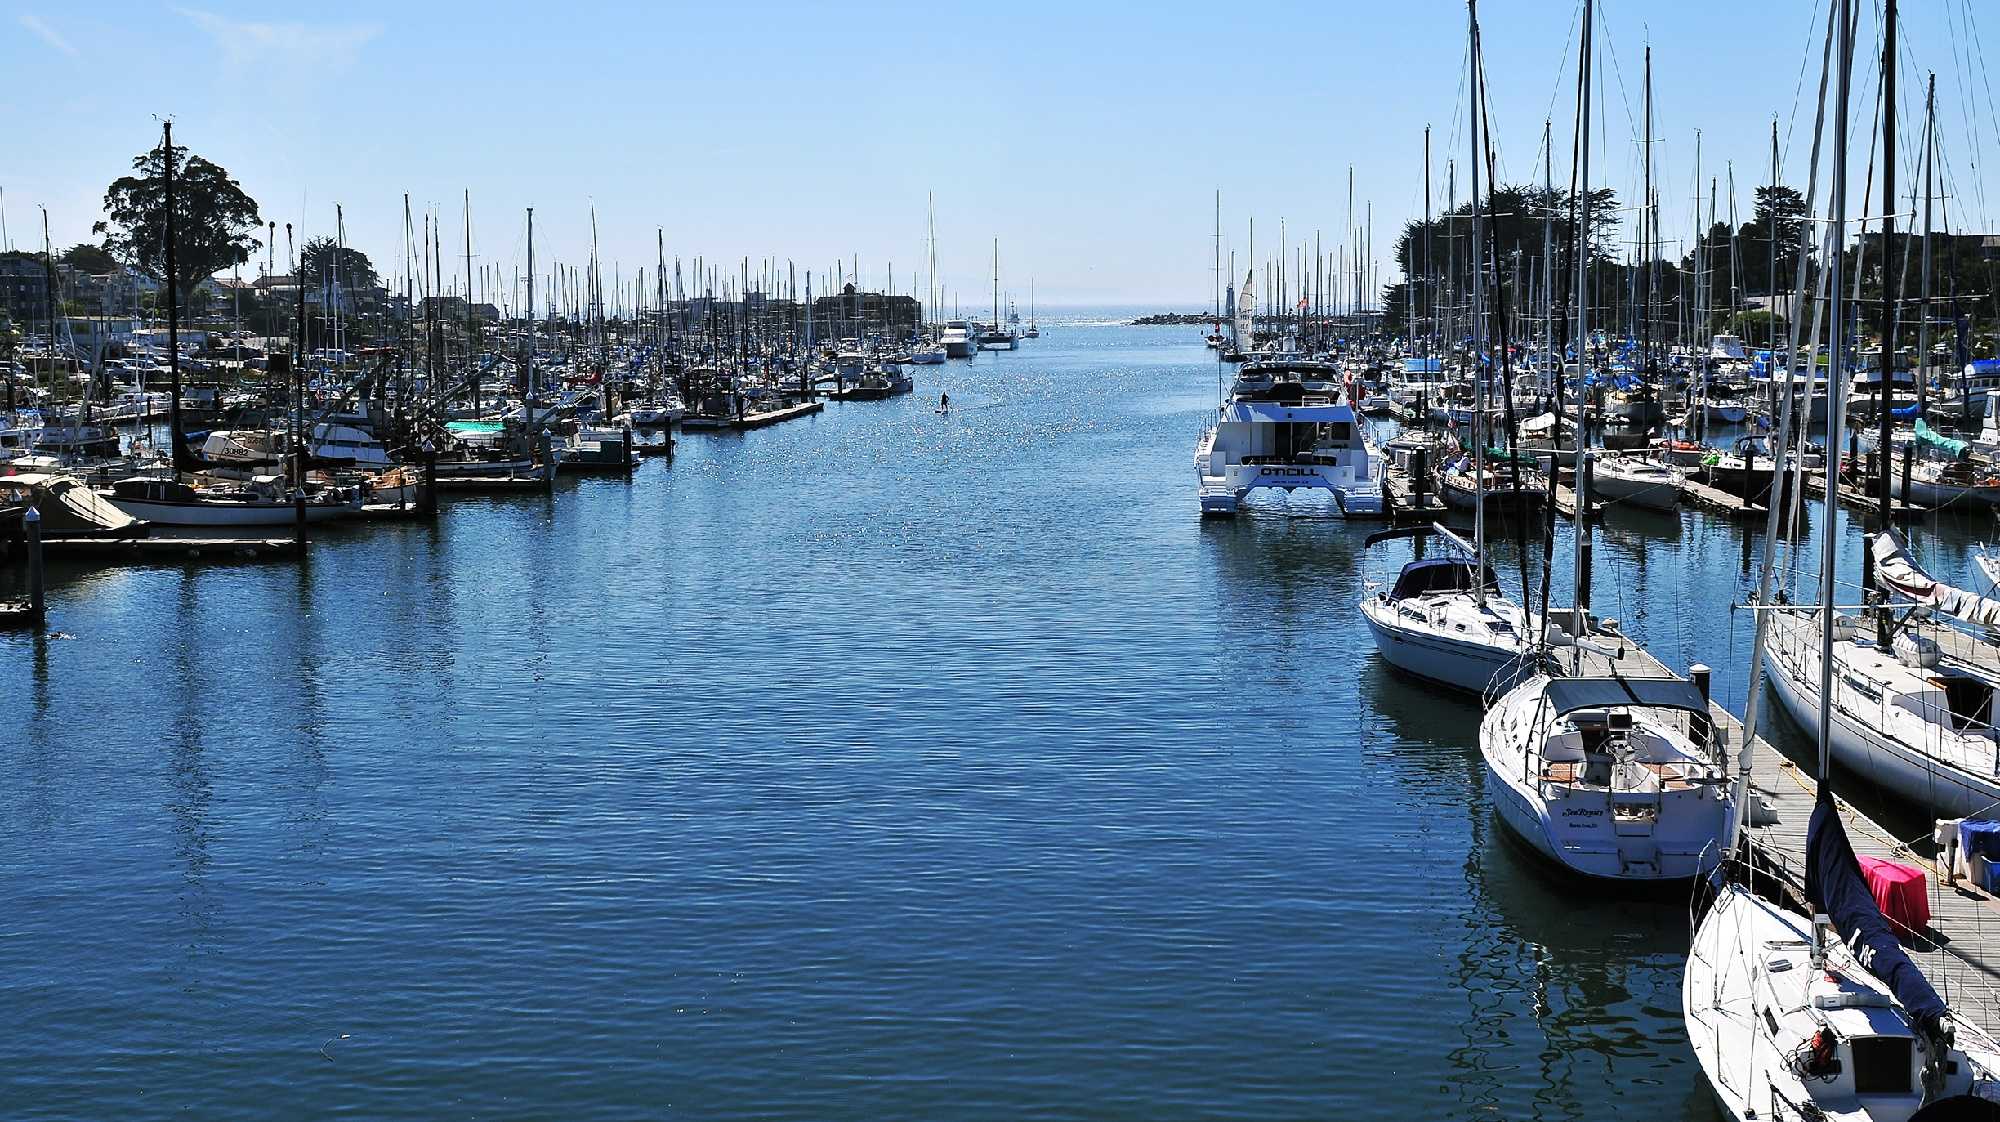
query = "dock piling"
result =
(293, 488, 308, 557)
(421, 440, 439, 516)
(26, 505, 45, 626)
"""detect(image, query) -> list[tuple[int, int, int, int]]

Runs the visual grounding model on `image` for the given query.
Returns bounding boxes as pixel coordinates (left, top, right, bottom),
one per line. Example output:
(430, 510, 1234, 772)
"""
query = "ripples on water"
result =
(6, 321, 1986, 1118)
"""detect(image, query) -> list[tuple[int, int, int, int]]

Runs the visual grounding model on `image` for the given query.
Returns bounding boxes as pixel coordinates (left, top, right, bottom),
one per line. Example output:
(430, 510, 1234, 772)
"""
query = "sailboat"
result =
(1359, 523, 1538, 694)
(1690, 2, 2000, 1111)
(976, 240, 1017, 350)
(1473, 0, 1732, 883)
(1023, 281, 1040, 339)
(1363, 7, 1536, 692)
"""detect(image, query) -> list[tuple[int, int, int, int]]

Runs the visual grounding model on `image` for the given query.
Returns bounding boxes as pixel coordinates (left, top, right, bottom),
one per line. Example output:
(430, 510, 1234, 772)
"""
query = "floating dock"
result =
(42, 534, 295, 561)
(1572, 626, 2000, 1029)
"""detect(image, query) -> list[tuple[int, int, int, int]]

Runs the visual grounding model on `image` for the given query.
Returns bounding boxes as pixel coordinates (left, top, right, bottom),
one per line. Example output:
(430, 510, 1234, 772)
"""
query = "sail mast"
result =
(1467, 0, 1487, 606)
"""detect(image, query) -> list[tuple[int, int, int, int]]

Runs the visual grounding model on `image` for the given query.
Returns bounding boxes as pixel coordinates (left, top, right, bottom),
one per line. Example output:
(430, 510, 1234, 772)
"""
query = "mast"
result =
(162, 120, 189, 476)
(1570, 0, 1595, 671)
(1869, 0, 1898, 647)
(525, 208, 536, 416)
(1467, 0, 1486, 602)
(1424, 126, 1433, 401)
(465, 190, 478, 416)
(1917, 73, 1936, 429)
(1819, 0, 1855, 781)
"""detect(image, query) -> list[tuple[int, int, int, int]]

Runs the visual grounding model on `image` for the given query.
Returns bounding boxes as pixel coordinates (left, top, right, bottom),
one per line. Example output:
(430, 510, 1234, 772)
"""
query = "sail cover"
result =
(1234, 270, 1255, 351)
(1805, 787, 1946, 1026)
(1872, 529, 2000, 629)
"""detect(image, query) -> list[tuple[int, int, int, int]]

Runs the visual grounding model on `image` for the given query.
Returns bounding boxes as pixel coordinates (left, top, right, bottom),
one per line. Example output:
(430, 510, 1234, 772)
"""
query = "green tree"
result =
(94, 138, 262, 309)
(299, 237, 380, 295)
(1736, 185, 1811, 297)
(60, 242, 119, 274)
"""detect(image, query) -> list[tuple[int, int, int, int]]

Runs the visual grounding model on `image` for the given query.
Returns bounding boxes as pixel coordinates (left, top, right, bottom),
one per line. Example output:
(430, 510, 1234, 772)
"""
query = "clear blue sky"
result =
(5, 1, 1998, 308)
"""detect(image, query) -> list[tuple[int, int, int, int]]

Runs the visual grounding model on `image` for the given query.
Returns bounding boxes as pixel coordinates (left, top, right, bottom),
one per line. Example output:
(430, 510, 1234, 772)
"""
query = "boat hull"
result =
(103, 495, 357, 527)
(1763, 625, 2000, 819)
(1360, 601, 1533, 695)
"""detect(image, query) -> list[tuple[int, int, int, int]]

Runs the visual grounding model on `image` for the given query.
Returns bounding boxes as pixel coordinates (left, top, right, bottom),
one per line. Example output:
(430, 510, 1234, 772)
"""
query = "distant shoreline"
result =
(1129, 312, 1217, 326)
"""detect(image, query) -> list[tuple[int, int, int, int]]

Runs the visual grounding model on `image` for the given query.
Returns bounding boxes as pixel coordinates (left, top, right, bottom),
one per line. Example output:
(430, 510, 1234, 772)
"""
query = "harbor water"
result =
(2, 318, 1982, 1118)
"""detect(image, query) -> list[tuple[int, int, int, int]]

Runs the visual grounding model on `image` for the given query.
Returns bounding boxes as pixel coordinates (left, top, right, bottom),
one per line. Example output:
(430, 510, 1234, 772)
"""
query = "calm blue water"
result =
(3, 318, 1988, 1118)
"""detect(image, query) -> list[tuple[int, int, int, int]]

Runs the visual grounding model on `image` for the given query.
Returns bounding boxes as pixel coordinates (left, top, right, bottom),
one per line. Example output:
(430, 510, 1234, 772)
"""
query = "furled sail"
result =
(1805, 788, 1946, 1029)
(1234, 270, 1255, 352)
(1872, 530, 2000, 629)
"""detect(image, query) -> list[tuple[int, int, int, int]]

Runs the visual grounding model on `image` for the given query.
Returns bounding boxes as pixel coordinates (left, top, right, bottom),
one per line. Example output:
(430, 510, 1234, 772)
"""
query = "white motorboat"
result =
(102, 475, 361, 526)
(618, 397, 685, 427)
(1193, 358, 1385, 518)
(1480, 673, 1732, 880)
(199, 428, 287, 471)
(1359, 524, 1538, 694)
(940, 320, 975, 359)
(1591, 454, 1684, 511)
(310, 418, 394, 468)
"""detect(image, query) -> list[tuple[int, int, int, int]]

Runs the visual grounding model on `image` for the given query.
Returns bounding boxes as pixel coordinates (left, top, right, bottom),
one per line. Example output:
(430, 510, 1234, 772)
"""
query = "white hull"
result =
(1591, 470, 1682, 511)
(104, 495, 359, 527)
(1359, 599, 1533, 695)
(1480, 737, 1726, 881)
(1763, 620, 2000, 820)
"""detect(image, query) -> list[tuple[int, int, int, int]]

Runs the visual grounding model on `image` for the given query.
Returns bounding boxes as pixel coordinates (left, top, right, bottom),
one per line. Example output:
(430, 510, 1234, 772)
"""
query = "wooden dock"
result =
(43, 534, 295, 561)
(1572, 625, 2000, 1029)
(437, 475, 547, 493)
(737, 400, 824, 429)
(1803, 470, 1929, 523)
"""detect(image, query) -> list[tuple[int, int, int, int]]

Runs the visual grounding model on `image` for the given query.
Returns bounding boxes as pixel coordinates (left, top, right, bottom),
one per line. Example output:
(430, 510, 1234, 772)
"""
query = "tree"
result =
(60, 242, 119, 274)
(94, 138, 261, 309)
(1735, 185, 1811, 297)
(300, 237, 380, 295)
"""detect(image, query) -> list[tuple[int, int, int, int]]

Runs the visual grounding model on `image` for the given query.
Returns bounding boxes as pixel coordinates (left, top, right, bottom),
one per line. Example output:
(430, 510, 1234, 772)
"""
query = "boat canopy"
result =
(1403, 357, 1442, 375)
(1542, 676, 1708, 716)
(1805, 787, 1946, 1025)
(1871, 529, 2000, 629)
(1388, 556, 1499, 601)
(1914, 418, 1970, 461)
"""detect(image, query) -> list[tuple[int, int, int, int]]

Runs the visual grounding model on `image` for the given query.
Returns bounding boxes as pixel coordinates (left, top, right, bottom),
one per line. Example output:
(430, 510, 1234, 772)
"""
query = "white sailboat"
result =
(1480, 673, 1732, 879)
(1689, 2, 2000, 1110)
(1359, 523, 1538, 694)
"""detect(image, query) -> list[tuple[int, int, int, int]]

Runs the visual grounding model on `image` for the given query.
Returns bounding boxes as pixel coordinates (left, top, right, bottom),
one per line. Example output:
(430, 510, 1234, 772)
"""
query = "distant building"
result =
(0, 253, 52, 324)
(809, 285, 922, 334)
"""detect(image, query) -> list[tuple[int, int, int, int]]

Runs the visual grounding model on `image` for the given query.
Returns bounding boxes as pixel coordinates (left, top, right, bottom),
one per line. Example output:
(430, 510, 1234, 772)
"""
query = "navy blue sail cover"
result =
(1805, 788, 1946, 1024)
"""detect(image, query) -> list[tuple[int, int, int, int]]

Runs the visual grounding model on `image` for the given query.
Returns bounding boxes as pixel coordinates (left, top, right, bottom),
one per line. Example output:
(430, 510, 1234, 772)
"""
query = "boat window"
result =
(1325, 421, 1352, 443)
(1848, 1035, 1912, 1095)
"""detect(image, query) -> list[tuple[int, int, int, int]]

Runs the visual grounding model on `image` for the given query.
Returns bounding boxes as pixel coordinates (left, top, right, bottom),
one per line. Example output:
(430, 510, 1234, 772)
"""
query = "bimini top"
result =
(1542, 676, 1708, 716)
(1389, 556, 1498, 601)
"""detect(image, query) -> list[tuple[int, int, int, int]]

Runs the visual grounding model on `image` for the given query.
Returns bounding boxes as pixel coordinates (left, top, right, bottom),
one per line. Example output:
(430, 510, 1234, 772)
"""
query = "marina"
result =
(18, 0, 2000, 1117)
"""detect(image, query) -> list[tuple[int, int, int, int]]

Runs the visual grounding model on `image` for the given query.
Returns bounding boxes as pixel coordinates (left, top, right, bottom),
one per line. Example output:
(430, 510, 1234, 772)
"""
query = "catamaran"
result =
(1192, 355, 1384, 518)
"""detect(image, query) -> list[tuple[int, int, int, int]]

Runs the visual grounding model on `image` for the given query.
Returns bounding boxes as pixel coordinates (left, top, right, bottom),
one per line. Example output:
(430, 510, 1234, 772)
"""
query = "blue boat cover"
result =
(1805, 787, 1946, 1025)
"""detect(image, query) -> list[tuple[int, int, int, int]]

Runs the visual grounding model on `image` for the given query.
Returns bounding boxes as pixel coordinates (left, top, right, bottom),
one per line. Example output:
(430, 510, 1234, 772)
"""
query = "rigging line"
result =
(1590, 0, 1644, 159)
(1782, 0, 1829, 168)
(1542, 0, 1587, 127)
